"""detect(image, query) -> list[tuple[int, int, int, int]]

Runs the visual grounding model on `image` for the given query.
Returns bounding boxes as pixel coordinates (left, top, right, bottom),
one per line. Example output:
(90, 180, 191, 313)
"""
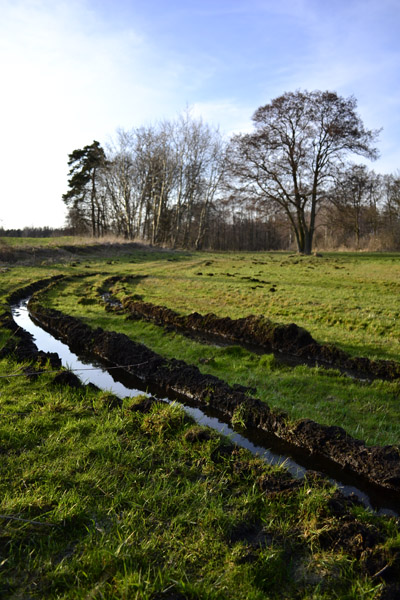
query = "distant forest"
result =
(3, 92, 399, 254)
(0, 227, 72, 238)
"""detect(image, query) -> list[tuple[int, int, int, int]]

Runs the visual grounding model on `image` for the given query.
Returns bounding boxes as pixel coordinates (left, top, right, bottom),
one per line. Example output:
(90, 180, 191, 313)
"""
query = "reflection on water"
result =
(12, 303, 144, 399)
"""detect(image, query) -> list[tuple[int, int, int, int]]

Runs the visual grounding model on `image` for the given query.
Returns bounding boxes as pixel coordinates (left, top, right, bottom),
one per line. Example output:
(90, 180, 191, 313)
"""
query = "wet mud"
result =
(117, 293, 400, 381)
(25, 293, 400, 498)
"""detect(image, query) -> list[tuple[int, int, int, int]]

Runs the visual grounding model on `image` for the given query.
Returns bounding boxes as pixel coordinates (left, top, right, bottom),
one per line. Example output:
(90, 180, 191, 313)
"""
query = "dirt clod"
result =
(52, 371, 83, 388)
(184, 426, 214, 443)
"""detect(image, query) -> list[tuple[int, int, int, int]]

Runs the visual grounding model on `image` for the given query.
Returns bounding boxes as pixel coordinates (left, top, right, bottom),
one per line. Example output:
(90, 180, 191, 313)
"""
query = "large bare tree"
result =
(229, 90, 380, 254)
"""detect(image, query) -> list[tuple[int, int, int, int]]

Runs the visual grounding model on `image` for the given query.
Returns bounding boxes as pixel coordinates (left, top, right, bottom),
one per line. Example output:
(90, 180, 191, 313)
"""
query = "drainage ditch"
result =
(11, 297, 400, 517)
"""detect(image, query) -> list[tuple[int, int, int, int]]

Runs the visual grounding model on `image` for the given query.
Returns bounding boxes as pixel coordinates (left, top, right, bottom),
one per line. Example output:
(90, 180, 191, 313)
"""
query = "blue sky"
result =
(1, 0, 399, 229)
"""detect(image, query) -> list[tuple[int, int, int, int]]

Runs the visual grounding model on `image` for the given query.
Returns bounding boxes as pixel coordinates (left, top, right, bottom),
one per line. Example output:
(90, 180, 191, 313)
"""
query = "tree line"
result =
(62, 91, 400, 254)
(0, 226, 73, 238)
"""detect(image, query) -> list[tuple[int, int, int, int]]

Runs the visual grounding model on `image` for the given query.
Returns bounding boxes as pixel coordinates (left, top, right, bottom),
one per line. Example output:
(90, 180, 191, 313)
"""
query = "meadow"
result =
(1, 239, 400, 599)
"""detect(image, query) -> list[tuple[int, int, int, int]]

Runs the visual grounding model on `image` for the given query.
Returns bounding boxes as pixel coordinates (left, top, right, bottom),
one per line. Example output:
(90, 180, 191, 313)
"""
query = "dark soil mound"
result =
(129, 397, 166, 413)
(116, 295, 400, 381)
(52, 371, 83, 388)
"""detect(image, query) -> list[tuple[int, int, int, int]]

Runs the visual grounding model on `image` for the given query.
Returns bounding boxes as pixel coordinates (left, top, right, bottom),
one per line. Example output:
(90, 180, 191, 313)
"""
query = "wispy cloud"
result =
(190, 100, 253, 136)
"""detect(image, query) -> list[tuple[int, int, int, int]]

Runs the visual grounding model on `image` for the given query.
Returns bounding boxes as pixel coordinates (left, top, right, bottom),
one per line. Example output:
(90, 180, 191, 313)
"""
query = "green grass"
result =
(0, 354, 395, 599)
(0, 235, 145, 248)
(5, 248, 399, 363)
(0, 235, 82, 248)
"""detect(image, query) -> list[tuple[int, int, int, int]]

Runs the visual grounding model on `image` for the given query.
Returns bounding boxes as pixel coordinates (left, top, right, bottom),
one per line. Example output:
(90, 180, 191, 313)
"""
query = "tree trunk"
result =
(304, 229, 313, 255)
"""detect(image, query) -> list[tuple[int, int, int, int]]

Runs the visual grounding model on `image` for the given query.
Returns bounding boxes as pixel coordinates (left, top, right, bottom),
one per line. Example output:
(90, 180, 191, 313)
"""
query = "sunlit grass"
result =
(4, 247, 399, 363)
(47, 294, 400, 446)
(101, 251, 400, 361)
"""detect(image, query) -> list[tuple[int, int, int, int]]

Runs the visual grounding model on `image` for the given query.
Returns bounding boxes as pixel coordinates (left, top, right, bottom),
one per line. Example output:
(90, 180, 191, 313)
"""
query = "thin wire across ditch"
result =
(0, 362, 151, 379)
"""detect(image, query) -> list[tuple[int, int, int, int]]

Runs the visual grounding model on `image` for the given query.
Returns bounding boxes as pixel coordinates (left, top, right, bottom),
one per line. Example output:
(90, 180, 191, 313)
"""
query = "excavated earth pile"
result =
(26, 293, 400, 497)
(118, 295, 400, 381)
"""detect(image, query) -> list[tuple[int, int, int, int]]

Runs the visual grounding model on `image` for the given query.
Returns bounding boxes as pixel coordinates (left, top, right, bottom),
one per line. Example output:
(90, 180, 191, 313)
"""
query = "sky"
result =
(0, 0, 399, 229)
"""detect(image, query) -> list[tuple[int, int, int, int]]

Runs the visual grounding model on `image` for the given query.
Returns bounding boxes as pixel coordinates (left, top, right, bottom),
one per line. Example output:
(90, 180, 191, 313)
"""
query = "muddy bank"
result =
(114, 291, 400, 381)
(27, 294, 400, 497)
(0, 276, 65, 366)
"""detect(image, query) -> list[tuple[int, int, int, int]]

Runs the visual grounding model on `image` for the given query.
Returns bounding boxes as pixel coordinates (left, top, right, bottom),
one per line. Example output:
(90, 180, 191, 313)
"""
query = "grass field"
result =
(107, 251, 400, 362)
(1, 239, 400, 598)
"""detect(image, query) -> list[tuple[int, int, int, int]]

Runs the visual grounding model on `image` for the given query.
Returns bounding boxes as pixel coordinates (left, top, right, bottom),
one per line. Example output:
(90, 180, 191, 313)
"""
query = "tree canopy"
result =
(62, 141, 107, 237)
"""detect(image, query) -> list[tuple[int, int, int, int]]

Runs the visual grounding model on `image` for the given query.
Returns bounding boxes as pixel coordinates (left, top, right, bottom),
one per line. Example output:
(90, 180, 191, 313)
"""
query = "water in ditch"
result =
(11, 299, 398, 517)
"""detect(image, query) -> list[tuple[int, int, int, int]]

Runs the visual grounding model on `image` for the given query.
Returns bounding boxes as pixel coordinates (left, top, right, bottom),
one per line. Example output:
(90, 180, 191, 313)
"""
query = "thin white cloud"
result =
(190, 100, 253, 136)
